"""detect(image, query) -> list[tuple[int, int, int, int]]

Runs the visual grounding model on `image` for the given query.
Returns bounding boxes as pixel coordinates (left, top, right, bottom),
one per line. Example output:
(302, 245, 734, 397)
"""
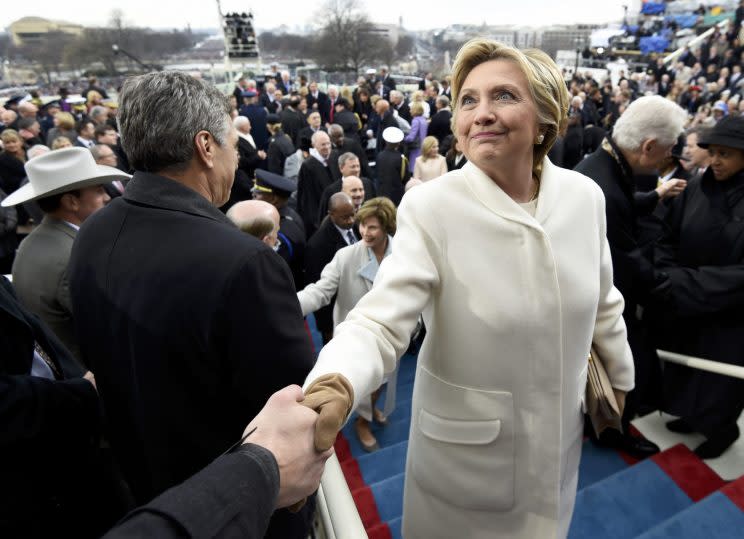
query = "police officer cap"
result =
(382, 126, 404, 144)
(254, 169, 296, 197)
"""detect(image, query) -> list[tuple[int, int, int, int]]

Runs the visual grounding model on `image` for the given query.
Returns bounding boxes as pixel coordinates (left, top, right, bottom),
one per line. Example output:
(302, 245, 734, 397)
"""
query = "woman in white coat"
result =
(302, 39, 634, 539)
(298, 197, 398, 452)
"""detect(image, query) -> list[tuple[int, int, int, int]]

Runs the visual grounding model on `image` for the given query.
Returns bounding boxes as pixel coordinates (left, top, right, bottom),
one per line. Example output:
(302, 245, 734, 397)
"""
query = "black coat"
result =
(306, 91, 331, 124)
(0, 276, 120, 539)
(335, 136, 371, 179)
(68, 173, 314, 524)
(428, 109, 452, 143)
(297, 155, 338, 237)
(334, 109, 359, 138)
(375, 148, 409, 206)
(304, 218, 353, 336)
(652, 169, 744, 434)
(395, 101, 412, 123)
(574, 143, 669, 415)
(296, 126, 326, 152)
(240, 104, 269, 151)
(277, 204, 307, 290)
(103, 444, 279, 539)
(0, 151, 26, 193)
(316, 176, 376, 224)
(280, 108, 305, 148)
(267, 131, 296, 175)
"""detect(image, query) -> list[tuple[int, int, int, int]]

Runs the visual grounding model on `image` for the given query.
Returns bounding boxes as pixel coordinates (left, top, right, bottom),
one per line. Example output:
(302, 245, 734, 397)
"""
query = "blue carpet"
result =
(568, 460, 694, 539)
(636, 491, 744, 539)
(387, 516, 402, 539)
(369, 472, 405, 522)
(357, 441, 408, 485)
(577, 439, 630, 490)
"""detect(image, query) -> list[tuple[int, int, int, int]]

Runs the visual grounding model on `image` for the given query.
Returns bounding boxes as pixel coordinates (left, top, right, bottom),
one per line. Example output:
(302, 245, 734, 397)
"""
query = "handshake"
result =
(249, 374, 353, 509)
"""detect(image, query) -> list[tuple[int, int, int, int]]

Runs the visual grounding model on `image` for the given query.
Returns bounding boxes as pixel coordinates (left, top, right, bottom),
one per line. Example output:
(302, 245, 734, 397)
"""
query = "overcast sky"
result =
(2, 0, 638, 32)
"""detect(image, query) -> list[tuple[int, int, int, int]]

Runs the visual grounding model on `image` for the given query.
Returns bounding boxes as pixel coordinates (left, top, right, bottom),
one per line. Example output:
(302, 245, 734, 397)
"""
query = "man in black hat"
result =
(251, 169, 306, 289)
(332, 98, 359, 138)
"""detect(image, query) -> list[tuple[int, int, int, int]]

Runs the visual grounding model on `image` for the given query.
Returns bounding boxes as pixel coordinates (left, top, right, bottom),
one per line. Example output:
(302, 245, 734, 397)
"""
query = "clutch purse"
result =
(585, 346, 622, 437)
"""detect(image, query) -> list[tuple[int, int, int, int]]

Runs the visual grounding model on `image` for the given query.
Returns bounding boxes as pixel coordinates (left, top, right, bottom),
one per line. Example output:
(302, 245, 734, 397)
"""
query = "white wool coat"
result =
(305, 158, 634, 539)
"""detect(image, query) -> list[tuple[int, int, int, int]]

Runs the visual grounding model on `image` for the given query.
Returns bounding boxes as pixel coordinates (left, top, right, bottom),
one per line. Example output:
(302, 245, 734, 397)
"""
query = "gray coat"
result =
(12, 216, 80, 364)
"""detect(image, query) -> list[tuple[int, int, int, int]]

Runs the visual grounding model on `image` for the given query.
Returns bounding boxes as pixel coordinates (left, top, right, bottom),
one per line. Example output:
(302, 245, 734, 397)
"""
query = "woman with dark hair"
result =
(654, 114, 744, 459)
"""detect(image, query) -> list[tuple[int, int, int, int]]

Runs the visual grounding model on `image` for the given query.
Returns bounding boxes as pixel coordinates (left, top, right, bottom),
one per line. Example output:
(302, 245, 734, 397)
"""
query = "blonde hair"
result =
(451, 39, 569, 178)
(410, 102, 425, 117)
(56, 112, 75, 130)
(51, 137, 72, 149)
(1, 129, 21, 145)
(421, 136, 439, 160)
(87, 90, 103, 107)
(355, 196, 397, 235)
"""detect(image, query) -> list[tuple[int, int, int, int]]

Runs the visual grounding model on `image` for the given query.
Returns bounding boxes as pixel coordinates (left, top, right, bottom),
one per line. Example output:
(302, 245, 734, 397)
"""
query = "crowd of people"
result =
(1, 13, 744, 539)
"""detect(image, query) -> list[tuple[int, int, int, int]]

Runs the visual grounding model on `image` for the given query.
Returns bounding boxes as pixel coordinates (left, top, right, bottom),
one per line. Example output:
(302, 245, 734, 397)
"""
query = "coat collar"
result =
(41, 215, 78, 239)
(461, 157, 561, 231)
(123, 171, 234, 226)
(357, 236, 393, 285)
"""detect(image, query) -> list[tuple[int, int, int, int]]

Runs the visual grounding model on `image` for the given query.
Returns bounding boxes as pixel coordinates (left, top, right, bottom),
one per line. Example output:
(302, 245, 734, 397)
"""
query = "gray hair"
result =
(435, 95, 450, 108)
(233, 115, 250, 129)
(328, 124, 344, 137)
(118, 71, 231, 172)
(89, 143, 113, 162)
(27, 145, 50, 160)
(613, 96, 687, 152)
(311, 130, 330, 146)
(338, 152, 358, 169)
(89, 106, 108, 120)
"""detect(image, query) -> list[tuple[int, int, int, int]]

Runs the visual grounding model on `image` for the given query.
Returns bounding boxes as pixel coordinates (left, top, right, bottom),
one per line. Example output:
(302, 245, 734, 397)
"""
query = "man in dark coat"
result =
(374, 99, 398, 153)
(297, 130, 338, 238)
(239, 91, 270, 151)
(574, 96, 686, 458)
(304, 192, 357, 343)
(306, 81, 330, 124)
(296, 111, 326, 152)
(0, 276, 125, 539)
(315, 152, 375, 224)
(220, 115, 266, 212)
(332, 98, 359, 138)
(390, 91, 412, 123)
(251, 169, 306, 290)
(376, 127, 410, 206)
(280, 96, 305, 148)
(266, 114, 297, 176)
(68, 72, 316, 539)
(428, 95, 452, 144)
(328, 124, 371, 179)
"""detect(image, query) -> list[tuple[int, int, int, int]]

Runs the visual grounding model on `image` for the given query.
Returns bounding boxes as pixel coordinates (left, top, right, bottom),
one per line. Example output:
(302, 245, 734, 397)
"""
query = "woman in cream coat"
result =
(298, 197, 398, 451)
(303, 40, 634, 539)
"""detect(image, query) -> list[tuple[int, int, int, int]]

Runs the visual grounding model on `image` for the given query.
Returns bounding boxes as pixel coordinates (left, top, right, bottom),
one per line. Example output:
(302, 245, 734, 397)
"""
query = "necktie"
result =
(330, 101, 335, 123)
(347, 230, 356, 245)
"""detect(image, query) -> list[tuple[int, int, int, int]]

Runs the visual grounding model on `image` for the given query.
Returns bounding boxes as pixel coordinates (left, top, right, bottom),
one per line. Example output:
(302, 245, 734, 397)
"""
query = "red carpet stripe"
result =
(350, 485, 383, 529)
(721, 475, 744, 511)
(366, 521, 394, 539)
(651, 443, 726, 502)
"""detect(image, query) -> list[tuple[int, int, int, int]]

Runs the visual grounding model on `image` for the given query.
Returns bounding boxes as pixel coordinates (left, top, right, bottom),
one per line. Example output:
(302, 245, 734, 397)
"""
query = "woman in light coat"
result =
(298, 197, 398, 452)
(303, 39, 633, 539)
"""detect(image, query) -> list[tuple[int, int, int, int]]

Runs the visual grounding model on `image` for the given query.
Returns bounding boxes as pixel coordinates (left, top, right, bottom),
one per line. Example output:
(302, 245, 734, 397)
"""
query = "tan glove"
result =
(287, 374, 354, 513)
(302, 373, 355, 452)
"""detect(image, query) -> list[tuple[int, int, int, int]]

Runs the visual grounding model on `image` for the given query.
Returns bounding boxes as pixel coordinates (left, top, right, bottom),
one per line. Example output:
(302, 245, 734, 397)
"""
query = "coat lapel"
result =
(462, 158, 559, 231)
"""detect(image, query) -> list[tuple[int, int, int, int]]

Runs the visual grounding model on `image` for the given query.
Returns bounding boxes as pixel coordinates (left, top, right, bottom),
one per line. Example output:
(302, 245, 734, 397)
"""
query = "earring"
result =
(535, 134, 545, 145)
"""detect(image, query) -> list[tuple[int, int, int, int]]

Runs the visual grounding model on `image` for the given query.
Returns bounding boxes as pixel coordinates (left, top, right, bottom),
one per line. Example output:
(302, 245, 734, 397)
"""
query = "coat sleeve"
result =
(102, 444, 279, 539)
(663, 264, 744, 317)
(303, 191, 441, 412)
(633, 190, 660, 216)
(297, 251, 343, 316)
(590, 186, 635, 392)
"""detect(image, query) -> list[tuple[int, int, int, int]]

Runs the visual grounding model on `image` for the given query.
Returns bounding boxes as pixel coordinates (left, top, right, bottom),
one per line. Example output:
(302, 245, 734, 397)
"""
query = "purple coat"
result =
(404, 116, 428, 172)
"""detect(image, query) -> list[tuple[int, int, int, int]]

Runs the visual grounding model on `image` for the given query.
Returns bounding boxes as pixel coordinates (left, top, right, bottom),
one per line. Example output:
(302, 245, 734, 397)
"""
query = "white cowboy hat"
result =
(2, 147, 131, 207)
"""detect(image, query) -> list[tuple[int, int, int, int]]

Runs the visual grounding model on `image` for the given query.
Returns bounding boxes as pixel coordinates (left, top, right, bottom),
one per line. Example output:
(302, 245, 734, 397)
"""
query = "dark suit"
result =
(297, 154, 337, 237)
(103, 444, 279, 539)
(280, 108, 305, 148)
(297, 126, 326, 152)
(334, 136, 372, 179)
(220, 136, 261, 212)
(394, 100, 412, 123)
(334, 109, 359, 138)
(0, 276, 122, 539)
(376, 111, 398, 152)
(12, 216, 81, 364)
(303, 218, 353, 340)
(240, 104, 269, 150)
(277, 204, 307, 290)
(316, 176, 376, 225)
(428, 109, 452, 143)
(376, 148, 409, 206)
(266, 131, 296, 175)
(68, 172, 315, 537)
(307, 91, 331, 124)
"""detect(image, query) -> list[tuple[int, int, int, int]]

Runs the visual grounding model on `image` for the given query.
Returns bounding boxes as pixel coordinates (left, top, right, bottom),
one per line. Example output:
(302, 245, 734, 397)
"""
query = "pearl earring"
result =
(536, 134, 545, 144)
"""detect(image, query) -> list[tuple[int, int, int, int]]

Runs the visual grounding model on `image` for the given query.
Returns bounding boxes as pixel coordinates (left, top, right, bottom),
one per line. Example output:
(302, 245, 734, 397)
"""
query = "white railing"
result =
(315, 452, 368, 539)
(663, 17, 732, 65)
(657, 349, 744, 380)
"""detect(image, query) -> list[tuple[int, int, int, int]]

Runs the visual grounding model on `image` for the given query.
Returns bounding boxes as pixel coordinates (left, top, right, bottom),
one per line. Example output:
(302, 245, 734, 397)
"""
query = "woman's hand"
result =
(655, 178, 687, 200)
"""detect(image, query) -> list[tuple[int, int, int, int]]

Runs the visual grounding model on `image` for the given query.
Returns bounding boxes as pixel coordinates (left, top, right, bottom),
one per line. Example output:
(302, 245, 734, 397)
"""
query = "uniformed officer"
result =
(251, 169, 306, 289)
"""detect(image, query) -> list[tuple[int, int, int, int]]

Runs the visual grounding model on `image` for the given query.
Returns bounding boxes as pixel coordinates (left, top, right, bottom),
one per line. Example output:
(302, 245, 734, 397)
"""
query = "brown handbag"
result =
(585, 346, 623, 437)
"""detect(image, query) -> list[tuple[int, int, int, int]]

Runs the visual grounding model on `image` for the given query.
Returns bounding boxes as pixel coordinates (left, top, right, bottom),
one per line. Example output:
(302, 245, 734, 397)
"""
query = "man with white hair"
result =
(389, 90, 411, 122)
(297, 130, 337, 237)
(326, 85, 339, 125)
(227, 199, 281, 250)
(224, 115, 265, 212)
(575, 95, 688, 457)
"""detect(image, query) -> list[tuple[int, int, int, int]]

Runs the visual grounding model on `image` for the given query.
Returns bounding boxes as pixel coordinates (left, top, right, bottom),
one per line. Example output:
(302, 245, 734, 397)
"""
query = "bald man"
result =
(341, 176, 365, 211)
(226, 200, 281, 250)
(304, 192, 358, 343)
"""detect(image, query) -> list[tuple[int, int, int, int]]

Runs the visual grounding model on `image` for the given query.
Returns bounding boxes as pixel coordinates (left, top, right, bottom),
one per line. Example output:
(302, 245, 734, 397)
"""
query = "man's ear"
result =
(60, 192, 79, 212)
(193, 130, 216, 169)
(641, 139, 655, 155)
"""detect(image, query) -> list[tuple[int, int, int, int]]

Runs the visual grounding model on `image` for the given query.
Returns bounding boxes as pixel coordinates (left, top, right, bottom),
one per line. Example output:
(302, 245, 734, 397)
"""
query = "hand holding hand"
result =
(245, 385, 333, 509)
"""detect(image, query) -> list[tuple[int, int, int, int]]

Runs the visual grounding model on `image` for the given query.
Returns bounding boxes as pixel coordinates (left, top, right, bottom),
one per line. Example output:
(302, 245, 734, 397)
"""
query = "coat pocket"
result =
(409, 366, 515, 511)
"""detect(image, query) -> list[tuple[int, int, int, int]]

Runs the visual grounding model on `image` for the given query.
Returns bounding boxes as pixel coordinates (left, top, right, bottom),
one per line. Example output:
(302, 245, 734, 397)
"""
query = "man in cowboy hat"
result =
(3, 147, 130, 364)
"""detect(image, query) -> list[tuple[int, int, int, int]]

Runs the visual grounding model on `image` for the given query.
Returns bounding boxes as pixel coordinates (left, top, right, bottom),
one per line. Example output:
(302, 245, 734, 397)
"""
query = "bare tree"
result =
(313, 0, 377, 74)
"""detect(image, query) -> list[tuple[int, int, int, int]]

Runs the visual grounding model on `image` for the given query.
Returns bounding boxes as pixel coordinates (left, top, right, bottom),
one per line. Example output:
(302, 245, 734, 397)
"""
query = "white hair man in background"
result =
(575, 95, 688, 458)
